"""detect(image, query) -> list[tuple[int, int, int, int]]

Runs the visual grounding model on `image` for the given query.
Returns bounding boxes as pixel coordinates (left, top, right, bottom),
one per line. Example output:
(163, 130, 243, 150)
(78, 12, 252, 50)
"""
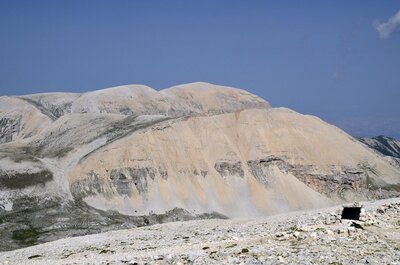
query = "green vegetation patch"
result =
(0, 169, 53, 189)
(12, 228, 42, 245)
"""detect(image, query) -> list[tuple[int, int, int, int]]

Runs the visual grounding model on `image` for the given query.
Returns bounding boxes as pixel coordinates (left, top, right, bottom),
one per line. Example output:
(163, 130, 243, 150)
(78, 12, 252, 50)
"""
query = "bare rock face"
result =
(0, 117, 21, 144)
(0, 97, 53, 143)
(69, 108, 400, 218)
(1, 82, 400, 250)
(359, 136, 400, 169)
(18, 92, 81, 119)
(359, 136, 400, 158)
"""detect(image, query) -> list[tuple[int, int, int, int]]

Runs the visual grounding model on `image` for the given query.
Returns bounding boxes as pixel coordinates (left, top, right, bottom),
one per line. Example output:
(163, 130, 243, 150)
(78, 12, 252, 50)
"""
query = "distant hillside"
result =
(358, 136, 400, 159)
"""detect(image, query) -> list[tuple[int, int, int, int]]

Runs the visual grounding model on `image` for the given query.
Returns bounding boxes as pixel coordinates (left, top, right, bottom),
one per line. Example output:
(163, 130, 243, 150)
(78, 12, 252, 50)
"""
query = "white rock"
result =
(326, 229, 334, 235)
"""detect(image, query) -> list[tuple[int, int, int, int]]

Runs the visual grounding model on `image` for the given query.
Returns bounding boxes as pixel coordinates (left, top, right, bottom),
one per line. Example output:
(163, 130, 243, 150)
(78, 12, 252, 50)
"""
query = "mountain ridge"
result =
(1, 82, 399, 251)
(358, 135, 400, 158)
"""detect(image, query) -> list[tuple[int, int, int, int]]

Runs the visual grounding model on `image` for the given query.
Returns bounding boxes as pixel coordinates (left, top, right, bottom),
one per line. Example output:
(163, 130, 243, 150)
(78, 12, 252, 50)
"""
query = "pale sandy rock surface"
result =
(19, 82, 270, 119)
(70, 108, 400, 217)
(1, 82, 400, 252)
(0, 198, 399, 265)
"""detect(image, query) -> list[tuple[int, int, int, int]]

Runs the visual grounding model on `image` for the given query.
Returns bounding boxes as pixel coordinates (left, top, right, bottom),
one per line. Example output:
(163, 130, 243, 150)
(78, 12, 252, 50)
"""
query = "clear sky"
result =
(0, 1, 399, 138)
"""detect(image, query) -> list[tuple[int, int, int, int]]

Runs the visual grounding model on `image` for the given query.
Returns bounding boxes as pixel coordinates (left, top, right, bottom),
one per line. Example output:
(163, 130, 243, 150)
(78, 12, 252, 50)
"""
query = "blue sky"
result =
(0, 1, 399, 138)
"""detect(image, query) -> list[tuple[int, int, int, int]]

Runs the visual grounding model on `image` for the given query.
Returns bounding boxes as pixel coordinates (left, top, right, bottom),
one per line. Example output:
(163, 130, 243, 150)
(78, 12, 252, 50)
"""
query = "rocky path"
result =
(0, 198, 399, 265)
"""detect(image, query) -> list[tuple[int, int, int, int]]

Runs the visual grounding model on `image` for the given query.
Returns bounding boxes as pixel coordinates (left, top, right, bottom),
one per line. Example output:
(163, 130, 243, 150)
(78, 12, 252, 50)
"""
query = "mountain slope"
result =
(70, 108, 400, 217)
(0, 97, 53, 143)
(1, 82, 400, 250)
(359, 136, 400, 158)
(359, 136, 400, 168)
(1, 83, 269, 145)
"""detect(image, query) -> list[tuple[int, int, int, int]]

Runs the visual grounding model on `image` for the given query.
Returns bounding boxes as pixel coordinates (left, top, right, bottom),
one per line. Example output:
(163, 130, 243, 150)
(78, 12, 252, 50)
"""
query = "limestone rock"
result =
(1, 82, 400, 250)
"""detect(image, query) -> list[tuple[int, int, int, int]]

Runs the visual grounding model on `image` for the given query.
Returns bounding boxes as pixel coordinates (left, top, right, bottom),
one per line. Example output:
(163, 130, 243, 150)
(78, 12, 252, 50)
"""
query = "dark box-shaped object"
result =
(341, 207, 361, 220)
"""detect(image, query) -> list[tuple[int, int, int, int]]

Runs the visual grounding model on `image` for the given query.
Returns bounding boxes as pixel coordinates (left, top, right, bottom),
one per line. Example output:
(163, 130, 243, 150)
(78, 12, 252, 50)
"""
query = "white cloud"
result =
(374, 10, 400, 39)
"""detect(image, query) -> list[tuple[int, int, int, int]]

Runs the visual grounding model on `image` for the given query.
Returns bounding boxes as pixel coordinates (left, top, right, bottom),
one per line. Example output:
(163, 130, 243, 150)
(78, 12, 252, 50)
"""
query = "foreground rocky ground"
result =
(0, 198, 399, 265)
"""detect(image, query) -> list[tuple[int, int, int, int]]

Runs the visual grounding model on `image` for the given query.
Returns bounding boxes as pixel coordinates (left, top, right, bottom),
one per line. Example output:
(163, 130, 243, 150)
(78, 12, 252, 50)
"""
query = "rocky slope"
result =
(359, 136, 400, 158)
(359, 136, 400, 168)
(69, 108, 399, 217)
(0, 198, 399, 264)
(1, 82, 400, 251)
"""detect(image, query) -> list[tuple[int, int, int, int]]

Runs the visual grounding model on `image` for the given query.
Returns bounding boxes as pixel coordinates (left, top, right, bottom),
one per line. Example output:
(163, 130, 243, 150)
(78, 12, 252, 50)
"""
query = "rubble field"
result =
(0, 198, 399, 265)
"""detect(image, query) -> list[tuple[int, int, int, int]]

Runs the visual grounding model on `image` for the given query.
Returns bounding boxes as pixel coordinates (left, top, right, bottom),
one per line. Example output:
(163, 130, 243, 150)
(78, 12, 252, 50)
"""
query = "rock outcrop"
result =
(0, 97, 52, 143)
(1, 82, 400, 250)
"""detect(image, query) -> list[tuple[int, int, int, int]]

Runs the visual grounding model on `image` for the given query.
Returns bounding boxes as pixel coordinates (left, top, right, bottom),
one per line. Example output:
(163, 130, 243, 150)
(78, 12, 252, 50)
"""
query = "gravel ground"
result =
(0, 198, 399, 265)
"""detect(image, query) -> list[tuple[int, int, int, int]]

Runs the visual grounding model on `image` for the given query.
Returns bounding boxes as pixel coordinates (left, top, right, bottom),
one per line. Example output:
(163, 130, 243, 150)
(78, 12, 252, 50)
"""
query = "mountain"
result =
(1, 82, 400, 250)
(358, 136, 400, 158)
(358, 136, 400, 168)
